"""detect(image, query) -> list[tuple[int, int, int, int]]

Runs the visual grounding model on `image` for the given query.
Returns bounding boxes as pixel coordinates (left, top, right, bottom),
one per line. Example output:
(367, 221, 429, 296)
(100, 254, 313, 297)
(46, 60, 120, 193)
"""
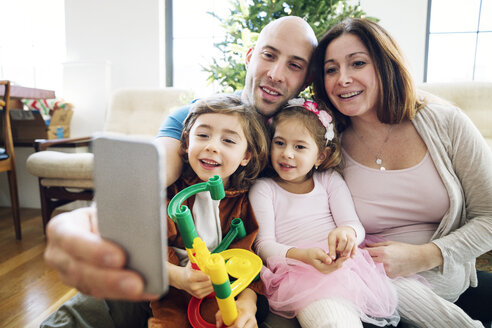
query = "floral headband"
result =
(286, 98, 335, 145)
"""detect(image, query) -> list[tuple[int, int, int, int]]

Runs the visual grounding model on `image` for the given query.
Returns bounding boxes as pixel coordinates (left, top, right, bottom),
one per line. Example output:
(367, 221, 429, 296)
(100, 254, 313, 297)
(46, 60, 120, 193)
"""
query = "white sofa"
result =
(418, 81, 492, 149)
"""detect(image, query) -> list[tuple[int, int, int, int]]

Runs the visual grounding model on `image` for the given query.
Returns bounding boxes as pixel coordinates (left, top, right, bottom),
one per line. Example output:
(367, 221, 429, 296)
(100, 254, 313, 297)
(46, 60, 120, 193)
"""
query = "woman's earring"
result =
(315, 166, 319, 170)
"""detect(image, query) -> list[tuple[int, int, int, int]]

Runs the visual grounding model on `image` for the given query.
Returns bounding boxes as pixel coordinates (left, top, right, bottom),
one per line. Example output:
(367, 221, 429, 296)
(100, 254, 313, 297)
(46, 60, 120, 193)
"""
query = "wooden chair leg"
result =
(38, 182, 94, 234)
(7, 169, 21, 240)
(38, 182, 54, 234)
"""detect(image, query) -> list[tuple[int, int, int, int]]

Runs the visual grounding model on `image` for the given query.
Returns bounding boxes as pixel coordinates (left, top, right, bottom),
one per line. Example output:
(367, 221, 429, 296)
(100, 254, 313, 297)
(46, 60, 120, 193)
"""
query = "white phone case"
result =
(93, 134, 168, 296)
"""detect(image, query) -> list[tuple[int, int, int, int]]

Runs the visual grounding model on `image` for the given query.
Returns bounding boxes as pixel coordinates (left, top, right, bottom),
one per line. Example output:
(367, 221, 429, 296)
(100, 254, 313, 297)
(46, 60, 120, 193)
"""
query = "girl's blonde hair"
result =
(180, 94, 270, 189)
(267, 103, 342, 178)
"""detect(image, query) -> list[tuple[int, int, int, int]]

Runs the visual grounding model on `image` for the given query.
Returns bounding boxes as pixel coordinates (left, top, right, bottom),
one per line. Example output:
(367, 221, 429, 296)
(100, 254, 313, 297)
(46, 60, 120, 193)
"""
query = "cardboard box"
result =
(47, 107, 74, 139)
(0, 107, 74, 145)
(9, 109, 48, 144)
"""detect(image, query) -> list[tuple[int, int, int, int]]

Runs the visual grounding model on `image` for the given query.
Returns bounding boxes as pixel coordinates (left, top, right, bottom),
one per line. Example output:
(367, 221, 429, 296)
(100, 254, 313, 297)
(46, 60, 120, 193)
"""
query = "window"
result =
(426, 0, 492, 82)
(0, 0, 65, 94)
(171, 0, 232, 98)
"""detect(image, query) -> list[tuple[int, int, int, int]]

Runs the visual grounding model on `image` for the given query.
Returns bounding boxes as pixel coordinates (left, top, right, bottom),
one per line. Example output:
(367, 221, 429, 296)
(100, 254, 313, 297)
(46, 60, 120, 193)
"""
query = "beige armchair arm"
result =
(33, 137, 92, 152)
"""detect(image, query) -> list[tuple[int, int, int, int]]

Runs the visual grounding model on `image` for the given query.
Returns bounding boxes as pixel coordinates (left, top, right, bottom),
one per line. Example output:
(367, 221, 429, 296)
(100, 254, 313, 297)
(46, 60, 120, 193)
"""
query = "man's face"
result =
(242, 20, 315, 117)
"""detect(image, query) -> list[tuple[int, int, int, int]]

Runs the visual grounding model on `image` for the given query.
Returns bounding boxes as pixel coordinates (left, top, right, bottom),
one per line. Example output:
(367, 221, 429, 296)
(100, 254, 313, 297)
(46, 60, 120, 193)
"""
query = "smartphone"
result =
(93, 134, 168, 296)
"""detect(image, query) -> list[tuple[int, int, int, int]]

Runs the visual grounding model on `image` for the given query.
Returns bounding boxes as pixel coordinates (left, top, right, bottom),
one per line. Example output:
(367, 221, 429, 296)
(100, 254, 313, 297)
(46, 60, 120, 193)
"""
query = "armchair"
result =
(418, 81, 492, 149)
(26, 87, 191, 231)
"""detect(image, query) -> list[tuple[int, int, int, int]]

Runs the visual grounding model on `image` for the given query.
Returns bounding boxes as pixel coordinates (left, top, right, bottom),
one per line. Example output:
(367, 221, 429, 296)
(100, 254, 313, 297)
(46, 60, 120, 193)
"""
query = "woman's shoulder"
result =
(419, 99, 465, 117)
(415, 101, 465, 129)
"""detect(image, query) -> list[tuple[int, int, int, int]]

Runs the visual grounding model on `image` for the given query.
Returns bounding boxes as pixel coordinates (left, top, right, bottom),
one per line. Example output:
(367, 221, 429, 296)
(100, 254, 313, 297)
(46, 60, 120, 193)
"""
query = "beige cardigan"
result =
(412, 102, 492, 302)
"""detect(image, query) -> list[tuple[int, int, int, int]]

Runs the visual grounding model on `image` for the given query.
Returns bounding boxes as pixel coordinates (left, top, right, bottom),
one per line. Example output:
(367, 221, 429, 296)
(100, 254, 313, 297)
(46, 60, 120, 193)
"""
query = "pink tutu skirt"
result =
(261, 244, 399, 326)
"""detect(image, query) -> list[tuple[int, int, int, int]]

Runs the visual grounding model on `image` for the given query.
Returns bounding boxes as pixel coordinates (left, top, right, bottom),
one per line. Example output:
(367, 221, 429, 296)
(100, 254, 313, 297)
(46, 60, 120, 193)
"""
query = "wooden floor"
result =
(0, 207, 77, 328)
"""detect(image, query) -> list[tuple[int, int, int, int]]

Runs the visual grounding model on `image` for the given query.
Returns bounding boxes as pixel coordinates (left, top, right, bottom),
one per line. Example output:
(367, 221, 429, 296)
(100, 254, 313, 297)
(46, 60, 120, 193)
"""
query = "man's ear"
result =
(245, 47, 254, 69)
(301, 71, 314, 91)
(240, 151, 252, 166)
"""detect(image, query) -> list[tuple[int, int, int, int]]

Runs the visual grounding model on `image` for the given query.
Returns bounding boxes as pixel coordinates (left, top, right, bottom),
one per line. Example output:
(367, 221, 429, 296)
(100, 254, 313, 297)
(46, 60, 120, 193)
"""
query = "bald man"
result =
(42, 16, 316, 328)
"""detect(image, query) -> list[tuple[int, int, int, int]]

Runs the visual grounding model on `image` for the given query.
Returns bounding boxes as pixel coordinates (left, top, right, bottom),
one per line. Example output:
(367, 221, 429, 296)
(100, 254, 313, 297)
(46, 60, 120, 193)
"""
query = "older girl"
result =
(149, 94, 269, 328)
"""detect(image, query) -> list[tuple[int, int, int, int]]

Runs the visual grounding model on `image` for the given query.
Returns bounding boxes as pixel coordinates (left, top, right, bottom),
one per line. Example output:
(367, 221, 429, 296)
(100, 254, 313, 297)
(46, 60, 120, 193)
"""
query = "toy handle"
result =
(168, 175, 225, 221)
(208, 254, 237, 326)
(169, 176, 225, 250)
(212, 218, 246, 253)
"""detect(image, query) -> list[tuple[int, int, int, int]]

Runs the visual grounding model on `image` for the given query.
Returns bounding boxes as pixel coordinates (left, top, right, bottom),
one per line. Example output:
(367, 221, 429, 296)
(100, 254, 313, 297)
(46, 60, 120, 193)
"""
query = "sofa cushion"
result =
(418, 82, 492, 140)
(27, 151, 94, 179)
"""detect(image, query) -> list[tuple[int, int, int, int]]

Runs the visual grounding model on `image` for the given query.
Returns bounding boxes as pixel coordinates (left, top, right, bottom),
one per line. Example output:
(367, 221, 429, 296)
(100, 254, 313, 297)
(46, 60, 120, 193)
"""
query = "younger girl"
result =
(149, 94, 269, 328)
(249, 99, 399, 328)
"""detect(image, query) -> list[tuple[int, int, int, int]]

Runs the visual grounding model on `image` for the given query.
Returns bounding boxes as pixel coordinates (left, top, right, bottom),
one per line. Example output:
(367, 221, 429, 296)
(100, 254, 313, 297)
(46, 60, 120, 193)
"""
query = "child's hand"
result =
(287, 247, 346, 274)
(169, 261, 213, 298)
(215, 288, 258, 328)
(304, 247, 348, 274)
(327, 226, 357, 261)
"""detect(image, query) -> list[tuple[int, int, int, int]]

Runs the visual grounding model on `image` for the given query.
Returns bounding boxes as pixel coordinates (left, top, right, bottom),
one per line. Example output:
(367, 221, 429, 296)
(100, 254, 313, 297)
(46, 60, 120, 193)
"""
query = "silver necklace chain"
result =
(351, 124, 394, 171)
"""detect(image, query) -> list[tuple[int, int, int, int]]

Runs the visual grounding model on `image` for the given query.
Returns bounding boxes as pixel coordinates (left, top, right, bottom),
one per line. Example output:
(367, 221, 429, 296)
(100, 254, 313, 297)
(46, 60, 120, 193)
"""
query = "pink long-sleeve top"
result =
(249, 170, 365, 260)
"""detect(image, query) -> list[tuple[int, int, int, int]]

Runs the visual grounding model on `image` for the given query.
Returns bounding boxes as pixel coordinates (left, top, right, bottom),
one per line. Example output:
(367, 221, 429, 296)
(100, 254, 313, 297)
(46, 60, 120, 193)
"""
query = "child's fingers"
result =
(188, 268, 211, 282)
(189, 282, 213, 299)
(215, 311, 223, 328)
(327, 233, 338, 260)
(307, 248, 331, 266)
(334, 255, 349, 268)
(186, 270, 212, 298)
(192, 272, 211, 282)
(336, 237, 348, 256)
(323, 252, 333, 264)
(341, 238, 356, 257)
(350, 244, 357, 258)
(315, 250, 331, 265)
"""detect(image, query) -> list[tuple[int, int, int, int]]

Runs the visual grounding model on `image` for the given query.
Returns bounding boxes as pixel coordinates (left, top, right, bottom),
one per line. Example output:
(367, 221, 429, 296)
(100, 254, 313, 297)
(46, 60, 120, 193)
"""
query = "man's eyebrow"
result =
(262, 45, 309, 64)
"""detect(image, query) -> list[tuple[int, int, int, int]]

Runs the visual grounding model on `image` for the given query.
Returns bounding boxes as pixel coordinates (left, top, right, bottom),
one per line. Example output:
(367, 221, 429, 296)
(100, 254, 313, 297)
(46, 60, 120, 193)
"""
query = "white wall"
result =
(63, 0, 166, 138)
(1, 0, 166, 208)
(356, 0, 429, 83)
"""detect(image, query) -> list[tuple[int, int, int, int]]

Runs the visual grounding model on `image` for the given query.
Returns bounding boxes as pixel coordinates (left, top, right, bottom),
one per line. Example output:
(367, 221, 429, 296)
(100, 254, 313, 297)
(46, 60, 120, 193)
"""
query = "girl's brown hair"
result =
(268, 102, 342, 179)
(180, 94, 269, 189)
(311, 18, 424, 132)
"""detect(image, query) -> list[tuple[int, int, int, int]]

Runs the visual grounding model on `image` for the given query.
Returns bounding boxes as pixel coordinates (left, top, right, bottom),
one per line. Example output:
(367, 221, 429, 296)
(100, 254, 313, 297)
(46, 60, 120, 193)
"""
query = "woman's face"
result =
(323, 33, 379, 119)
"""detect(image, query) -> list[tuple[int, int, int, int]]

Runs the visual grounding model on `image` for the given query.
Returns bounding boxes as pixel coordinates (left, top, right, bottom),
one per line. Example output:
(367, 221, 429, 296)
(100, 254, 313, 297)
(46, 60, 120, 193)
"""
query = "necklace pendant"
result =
(380, 166, 386, 171)
(376, 158, 382, 165)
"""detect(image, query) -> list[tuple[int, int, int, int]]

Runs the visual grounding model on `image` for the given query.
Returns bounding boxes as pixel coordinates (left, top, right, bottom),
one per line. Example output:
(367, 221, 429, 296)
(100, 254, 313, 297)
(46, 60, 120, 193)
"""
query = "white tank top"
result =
(342, 148, 450, 244)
